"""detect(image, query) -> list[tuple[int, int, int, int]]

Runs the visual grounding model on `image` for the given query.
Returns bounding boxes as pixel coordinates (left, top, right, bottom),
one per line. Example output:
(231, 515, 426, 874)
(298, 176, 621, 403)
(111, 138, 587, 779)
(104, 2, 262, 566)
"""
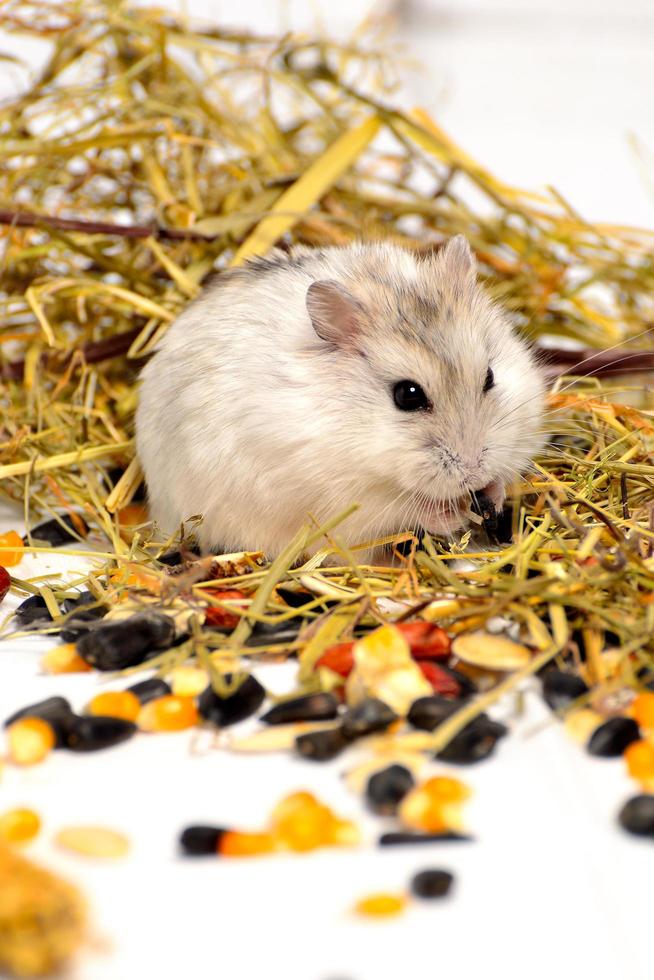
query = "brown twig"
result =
(541, 347, 654, 379)
(2, 327, 142, 381)
(4, 332, 654, 384)
(0, 208, 215, 241)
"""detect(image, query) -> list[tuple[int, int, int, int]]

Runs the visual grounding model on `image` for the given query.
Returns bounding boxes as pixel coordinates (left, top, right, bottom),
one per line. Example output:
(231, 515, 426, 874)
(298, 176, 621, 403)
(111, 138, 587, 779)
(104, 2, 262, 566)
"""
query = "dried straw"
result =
(1, 0, 654, 708)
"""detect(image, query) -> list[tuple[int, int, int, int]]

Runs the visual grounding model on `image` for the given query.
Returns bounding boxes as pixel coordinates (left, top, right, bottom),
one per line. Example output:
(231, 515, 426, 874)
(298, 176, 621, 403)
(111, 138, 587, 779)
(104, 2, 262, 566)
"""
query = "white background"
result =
(2, 2, 654, 979)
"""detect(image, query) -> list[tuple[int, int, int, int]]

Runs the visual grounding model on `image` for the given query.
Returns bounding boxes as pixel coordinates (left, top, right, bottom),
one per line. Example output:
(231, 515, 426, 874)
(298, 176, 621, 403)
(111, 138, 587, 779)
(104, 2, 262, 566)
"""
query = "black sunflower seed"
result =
(365, 764, 414, 815)
(76, 611, 176, 671)
(244, 618, 305, 646)
(341, 698, 397, 740)
(5, 696, 75, 748)
(410, 869, 455, 899)
(587, 716, 640, 757)
(378, 831, 472, 846)
(61, 591, 107, 620)
(14, 594, 53, 627)
(24, 514, 87, 547)
(64, 715, 137, 751)
(276, 588, 316, 609)
(198, 674, 266, 727)
(542, 669, 589, 711)
(127, 677, 172, 705)
(618, 795, 654, 837)
(260, 692, 339, 725)
(408, 696, 467, 732)
(436, 715, 508, 764)
(294, 727, 348, 762)
(179, 825, 226, 855)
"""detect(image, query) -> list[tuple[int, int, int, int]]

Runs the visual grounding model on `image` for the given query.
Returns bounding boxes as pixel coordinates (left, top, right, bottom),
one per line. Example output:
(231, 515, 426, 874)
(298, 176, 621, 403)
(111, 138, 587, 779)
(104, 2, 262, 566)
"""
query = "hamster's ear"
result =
(439, 234, 476, 285)
(306, 280, 365, 349)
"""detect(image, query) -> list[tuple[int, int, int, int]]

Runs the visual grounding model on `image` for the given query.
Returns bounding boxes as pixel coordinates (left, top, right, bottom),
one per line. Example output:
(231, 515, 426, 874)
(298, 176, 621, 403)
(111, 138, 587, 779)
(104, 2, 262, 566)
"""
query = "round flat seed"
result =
(55, 826, 129, 858)
(451, 633, 531, 671)
(354, 893, 407, 918)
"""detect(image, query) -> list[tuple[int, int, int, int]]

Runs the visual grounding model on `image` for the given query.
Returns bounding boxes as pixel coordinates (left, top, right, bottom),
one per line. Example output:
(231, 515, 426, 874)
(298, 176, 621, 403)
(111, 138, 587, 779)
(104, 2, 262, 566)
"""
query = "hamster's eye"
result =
(483, 367, 495, 393)
(393, 380, 431, 412)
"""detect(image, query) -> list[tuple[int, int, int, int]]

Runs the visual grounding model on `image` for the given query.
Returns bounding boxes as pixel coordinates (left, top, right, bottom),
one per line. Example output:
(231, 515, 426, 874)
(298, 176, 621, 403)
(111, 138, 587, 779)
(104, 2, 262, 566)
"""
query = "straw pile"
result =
(1, 0, 654, 702)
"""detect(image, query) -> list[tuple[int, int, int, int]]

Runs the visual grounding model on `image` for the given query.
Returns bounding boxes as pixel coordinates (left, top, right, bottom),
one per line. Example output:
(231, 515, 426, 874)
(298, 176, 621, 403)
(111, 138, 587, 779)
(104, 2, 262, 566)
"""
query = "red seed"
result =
(203, 590, 248, 629)
(418, 662, 461, 698)
(0, 566, 9, 604)
(316, 641, 355, 677)
(397, 622, 451, 660)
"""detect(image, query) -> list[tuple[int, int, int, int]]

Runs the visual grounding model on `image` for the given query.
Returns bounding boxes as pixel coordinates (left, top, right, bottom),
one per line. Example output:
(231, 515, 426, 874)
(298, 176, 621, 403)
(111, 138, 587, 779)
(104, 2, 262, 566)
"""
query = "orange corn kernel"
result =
(398, 776, 470, 833)
(219, 831, 278, 857)
(41, 644, 91, 674)
(270, 792, 335, 852)
(632, 693, 654, 731)
(117, 504, 149, 527)
(355, 893, 407, 918)
(7, 718, 56, 765)
(625, 739, 654, 782)
(87, 691, 141, 723)
(138, 695, 198, 732)
(270, 791, 360, 852)
(0, 808, 41, 844)
(0, 530, 23, 567)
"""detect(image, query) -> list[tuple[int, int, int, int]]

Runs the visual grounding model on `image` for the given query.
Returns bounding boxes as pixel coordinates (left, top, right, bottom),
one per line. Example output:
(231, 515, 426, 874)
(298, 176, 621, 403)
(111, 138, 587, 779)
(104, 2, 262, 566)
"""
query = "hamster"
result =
(135, 236, 545, 559)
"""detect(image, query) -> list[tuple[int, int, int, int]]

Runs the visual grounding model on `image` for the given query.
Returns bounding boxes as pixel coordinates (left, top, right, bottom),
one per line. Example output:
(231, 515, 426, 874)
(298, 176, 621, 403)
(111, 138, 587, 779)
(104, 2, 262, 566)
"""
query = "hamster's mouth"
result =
(418, 481, 505, 535)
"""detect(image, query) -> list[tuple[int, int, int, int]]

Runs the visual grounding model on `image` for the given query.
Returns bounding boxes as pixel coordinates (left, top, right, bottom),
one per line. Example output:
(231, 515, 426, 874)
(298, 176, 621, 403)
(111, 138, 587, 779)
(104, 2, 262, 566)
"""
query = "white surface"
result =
(0, 502, 650, 980)
(2, 3, 654, 979)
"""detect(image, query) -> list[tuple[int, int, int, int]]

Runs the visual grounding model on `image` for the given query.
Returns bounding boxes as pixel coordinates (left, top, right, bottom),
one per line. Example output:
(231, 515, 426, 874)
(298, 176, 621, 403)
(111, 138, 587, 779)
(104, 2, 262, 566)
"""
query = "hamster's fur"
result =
(136, 237, 545, 557)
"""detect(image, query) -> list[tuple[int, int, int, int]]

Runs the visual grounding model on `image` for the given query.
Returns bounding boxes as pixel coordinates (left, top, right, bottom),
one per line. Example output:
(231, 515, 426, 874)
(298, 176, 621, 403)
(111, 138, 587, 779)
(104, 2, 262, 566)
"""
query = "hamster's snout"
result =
(432, 439, 490, 488)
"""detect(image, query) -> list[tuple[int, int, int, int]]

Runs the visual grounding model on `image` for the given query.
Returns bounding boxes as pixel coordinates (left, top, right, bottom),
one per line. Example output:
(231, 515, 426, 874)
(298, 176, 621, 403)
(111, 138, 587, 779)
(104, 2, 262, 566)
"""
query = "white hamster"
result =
(135, 236, 545, 557)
